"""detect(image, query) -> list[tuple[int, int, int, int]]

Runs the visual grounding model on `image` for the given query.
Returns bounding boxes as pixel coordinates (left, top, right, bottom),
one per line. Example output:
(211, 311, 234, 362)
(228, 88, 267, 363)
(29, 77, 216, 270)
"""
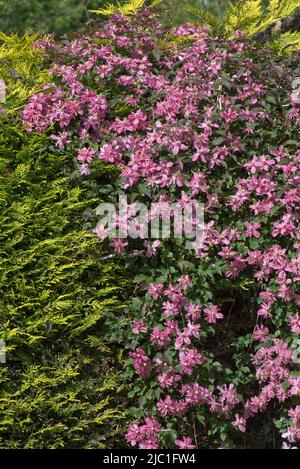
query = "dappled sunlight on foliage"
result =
(21, 8, 300, 448)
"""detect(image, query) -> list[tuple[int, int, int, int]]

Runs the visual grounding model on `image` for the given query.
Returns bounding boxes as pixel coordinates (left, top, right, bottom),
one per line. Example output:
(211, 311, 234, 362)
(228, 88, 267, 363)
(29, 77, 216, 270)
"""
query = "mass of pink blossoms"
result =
(22, 10, 299, 449)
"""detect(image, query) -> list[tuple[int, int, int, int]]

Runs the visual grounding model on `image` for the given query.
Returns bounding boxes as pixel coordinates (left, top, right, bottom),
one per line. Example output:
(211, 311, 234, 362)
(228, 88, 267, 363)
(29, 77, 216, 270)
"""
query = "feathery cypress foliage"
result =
(0, 34, 129, 449)
(186, 0, 300, 53)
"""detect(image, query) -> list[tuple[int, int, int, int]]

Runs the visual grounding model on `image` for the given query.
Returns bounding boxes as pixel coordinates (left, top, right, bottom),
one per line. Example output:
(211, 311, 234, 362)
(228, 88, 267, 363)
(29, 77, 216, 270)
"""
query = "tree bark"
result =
(254, 7, 300, 42)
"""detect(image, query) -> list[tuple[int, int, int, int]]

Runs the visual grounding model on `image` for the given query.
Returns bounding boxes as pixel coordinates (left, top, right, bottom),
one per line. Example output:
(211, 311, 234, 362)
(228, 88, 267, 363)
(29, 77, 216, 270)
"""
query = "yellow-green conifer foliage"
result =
(187, 0, 300, 53)
(0, 35, 129, 448)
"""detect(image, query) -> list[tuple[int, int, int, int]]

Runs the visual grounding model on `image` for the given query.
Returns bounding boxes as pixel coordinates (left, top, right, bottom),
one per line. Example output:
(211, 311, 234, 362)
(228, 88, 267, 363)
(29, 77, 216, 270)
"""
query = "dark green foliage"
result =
(0, 0, 106, 35)
(0, 0, 232, 35)
(162, 0, 230, 24)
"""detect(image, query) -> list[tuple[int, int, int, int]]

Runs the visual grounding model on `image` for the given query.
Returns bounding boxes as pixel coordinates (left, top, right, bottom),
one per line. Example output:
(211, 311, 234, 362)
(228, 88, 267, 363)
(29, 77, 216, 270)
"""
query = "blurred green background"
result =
(0, 0, 230, 35)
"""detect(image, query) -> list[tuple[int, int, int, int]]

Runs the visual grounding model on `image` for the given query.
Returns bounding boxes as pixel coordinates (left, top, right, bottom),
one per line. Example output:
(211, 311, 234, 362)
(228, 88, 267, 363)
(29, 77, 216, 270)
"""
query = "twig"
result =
(99, 250, 145, 260)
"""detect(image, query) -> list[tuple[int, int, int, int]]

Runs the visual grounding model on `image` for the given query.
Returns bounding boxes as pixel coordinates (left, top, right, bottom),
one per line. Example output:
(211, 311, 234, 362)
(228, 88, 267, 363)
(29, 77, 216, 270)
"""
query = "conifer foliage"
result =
(0, 34, 129, 448)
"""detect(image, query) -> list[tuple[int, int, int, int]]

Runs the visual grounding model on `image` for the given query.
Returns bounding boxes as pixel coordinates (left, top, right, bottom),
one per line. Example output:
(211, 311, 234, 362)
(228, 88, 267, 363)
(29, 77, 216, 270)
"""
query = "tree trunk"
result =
(254, 7, 300, 42)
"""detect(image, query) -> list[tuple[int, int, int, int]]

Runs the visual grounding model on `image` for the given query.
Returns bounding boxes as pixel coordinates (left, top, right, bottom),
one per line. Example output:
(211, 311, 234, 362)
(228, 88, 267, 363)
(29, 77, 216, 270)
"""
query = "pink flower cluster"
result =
(126, 417, 160, 449)
(22, 10, 300, 448)
(129, 277, 241, 447)
(130, 347, 152, 378)
(233, 339, 300, 439)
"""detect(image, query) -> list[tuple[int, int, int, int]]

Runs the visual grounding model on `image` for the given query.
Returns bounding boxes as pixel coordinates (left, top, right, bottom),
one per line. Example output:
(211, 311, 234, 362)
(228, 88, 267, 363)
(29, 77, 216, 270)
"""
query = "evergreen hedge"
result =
(0, 34, 129, 449)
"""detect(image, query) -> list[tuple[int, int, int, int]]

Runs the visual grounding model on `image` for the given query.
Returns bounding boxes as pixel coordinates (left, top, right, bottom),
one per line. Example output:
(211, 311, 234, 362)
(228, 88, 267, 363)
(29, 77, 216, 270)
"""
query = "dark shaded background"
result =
(0, 0, 230, 35)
